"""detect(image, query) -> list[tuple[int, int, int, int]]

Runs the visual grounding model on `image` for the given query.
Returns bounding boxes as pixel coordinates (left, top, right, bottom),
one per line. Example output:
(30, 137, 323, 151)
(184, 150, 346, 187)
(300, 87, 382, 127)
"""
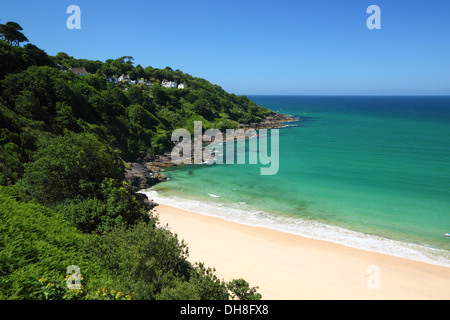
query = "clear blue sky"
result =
(1, 0, 449, 95)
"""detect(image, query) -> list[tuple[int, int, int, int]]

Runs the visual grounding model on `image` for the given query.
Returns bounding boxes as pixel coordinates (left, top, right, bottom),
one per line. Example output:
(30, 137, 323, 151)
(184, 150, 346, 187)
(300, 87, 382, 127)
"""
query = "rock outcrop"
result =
(124, 162, 167, 190)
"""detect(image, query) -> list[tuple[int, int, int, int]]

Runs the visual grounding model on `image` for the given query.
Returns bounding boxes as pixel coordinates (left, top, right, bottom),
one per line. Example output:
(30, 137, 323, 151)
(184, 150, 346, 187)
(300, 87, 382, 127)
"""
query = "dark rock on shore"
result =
(242, 112, 298, 129)
(149, 154, 177, 167)
(134, 191, 159, 211)
(124, 162, 167, 190)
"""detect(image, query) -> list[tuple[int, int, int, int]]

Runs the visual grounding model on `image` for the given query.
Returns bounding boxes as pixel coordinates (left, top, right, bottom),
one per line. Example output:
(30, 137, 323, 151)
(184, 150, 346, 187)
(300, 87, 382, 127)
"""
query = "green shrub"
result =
(0, 187, 103, 299)
(19, 131, 123, 205)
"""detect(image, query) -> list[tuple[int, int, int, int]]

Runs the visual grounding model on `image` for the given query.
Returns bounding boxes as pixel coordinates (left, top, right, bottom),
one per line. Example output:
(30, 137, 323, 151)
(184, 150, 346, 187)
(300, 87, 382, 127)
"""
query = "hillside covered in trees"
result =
(0, 21, 270, 300)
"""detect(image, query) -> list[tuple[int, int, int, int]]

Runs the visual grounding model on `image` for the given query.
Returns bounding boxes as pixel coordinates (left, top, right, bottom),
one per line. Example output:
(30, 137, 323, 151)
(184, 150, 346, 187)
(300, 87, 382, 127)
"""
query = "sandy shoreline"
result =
(154, 203, 450, 300)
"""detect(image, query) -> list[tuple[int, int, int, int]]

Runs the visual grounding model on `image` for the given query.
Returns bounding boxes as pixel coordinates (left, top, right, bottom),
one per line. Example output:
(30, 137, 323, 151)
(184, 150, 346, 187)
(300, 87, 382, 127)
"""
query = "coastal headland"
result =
(124, 112, 296, 190)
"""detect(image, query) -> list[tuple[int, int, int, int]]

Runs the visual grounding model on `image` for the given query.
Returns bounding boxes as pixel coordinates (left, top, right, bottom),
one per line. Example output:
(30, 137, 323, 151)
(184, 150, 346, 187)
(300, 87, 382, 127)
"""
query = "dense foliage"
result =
(0, 24, 269, 300)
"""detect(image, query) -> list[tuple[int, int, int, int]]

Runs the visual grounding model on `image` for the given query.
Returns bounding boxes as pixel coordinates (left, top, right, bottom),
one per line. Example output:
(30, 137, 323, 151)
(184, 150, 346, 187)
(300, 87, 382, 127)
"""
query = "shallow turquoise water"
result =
(143, 96, 450, 266)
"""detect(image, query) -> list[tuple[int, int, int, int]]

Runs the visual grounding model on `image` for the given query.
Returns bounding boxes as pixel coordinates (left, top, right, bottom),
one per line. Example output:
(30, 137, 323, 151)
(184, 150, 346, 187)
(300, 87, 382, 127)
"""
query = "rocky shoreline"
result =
(242, 112, 298, 129)
(124, 112, 298, 192)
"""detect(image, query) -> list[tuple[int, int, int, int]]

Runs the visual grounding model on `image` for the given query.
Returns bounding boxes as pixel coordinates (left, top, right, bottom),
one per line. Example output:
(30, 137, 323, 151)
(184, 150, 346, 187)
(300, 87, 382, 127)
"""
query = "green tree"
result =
(0, 21, 28, 46)
(54, 101, 79, 132)
(193, 98, 215, 121)
(84, 221, 191, 299)
(19, 131, 123, 206)
(0, 142, 22, 186)
(127, 104, 160, 129)
(227, 279, 262, 300)
(127, 85, 145, 105)
(59, 179, 150, 235)
(188, 263, 230, 300)
(13, 90, 40, 119)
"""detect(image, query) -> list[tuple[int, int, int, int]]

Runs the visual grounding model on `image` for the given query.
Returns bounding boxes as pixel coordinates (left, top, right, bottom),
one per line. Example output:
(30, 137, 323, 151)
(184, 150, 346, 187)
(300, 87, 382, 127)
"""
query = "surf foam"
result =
(140, 188, 450, 268)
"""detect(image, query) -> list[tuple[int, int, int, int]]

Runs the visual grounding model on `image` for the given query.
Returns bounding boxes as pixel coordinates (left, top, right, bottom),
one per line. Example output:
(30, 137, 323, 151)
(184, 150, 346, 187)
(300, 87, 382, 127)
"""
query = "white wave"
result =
(208, 193, 220, 198)
(139, 189, 450, 268)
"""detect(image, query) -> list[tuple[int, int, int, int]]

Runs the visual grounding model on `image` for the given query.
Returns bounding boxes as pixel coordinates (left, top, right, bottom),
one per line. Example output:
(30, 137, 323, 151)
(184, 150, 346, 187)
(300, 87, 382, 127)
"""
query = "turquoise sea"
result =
(142, 96, 450, 267)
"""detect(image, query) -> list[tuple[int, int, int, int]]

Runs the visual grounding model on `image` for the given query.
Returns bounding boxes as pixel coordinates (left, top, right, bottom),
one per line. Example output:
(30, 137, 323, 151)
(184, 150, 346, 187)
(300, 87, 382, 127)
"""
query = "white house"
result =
(178, 83, 186, 89)
(162, 81, 177, 88)
(138, 79, 153, 87)
(118, 74, 130, 82)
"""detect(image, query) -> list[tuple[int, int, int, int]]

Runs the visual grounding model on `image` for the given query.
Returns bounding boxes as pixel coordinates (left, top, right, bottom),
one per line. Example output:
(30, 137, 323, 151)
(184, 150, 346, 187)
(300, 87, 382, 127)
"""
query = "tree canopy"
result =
(0, 21, 28, 46)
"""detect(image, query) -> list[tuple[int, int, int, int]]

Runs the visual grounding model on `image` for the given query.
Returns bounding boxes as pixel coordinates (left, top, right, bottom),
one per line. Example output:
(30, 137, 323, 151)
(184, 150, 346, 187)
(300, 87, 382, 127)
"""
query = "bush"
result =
(187, 263, 230, 300)
(39, 277, 131, 300)
(227, 279, 262, 300)
(58, 178, 149, 234)
(19, 131, 123, 206)
(0, 187, 103, 299)
(84, 221, 191, 299)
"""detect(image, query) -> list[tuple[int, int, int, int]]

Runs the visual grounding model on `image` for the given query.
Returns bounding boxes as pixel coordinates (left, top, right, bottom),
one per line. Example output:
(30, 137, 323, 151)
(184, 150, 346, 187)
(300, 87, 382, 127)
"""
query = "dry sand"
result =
(154, 203, 450, 300)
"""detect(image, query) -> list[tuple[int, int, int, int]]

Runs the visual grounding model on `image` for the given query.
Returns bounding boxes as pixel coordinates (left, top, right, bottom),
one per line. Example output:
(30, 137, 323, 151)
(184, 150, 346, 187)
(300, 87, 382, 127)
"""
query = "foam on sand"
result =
(140, 188, 450, 268)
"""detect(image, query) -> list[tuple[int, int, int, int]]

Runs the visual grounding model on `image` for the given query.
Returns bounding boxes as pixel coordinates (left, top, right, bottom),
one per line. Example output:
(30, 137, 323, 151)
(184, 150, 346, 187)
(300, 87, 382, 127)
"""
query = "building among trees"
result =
(69, 67, 89, 76)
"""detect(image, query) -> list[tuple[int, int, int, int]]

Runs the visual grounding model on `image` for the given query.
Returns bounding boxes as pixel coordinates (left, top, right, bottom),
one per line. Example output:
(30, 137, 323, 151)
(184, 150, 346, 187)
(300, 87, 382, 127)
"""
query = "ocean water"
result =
(141, 96, 450, 267)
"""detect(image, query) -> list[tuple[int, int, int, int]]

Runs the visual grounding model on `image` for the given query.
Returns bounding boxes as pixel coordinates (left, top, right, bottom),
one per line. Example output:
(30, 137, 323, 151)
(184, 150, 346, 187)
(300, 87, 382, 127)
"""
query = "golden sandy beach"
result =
(154, 203, 450, 300)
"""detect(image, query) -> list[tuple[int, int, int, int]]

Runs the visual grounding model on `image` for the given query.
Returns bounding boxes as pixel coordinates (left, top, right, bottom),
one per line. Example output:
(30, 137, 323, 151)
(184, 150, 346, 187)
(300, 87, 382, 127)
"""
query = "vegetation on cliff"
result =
(0, 22, 269, 300)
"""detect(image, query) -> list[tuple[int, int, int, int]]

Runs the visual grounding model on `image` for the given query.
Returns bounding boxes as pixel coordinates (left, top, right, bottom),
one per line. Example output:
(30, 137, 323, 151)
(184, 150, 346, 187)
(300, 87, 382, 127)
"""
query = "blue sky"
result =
(1, 0, 449, 95)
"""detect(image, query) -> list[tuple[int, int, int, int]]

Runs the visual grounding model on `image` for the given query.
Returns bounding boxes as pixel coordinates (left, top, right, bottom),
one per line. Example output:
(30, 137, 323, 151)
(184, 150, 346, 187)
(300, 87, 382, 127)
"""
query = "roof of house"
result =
(70, 68, 89, 74)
